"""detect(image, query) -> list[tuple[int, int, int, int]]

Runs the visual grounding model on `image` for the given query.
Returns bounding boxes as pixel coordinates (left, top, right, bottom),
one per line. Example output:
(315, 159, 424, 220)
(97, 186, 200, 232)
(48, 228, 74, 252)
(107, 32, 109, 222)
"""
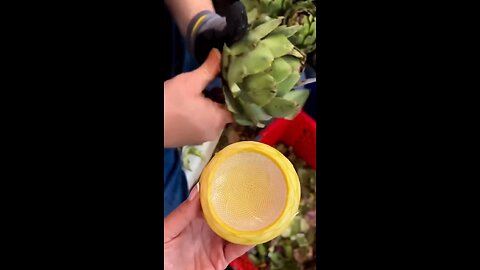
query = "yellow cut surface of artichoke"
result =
(200, 141, 301, 245)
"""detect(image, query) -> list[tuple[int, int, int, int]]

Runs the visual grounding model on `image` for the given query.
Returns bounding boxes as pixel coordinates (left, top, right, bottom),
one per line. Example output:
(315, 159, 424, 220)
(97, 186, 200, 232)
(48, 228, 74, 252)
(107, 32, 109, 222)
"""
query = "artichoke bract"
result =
(242, 0, 293, 25)
(260, 0, 293, 18)
(221, 18, 309, 128)
(285, 0, 316, 54)
(241, 0, 261, 24)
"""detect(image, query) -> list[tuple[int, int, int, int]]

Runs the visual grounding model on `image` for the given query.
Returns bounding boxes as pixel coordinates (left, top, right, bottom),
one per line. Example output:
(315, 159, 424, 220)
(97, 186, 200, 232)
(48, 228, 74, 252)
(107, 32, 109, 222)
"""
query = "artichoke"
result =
(241, 0, 294, 25)
(285, 0, 316, 54)
(221, 17, 309, 128)
(260, 0, 294, 17)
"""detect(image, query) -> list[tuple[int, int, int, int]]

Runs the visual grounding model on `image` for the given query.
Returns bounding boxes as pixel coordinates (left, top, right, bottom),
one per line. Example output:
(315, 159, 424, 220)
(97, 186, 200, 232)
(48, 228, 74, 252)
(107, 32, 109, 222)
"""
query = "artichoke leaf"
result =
(271, 57, 292, 84)
(246, 8, 259, 25)
(263, 97, 298, 118)
(246, 87, 276, 107)
(238, 97, 261, 126)
(222, 44, 231, 78)
(223, 86, 242, 113)
(259, 34, 294, 58)
(276, 72, 301, 97)
(270, 24, 302, 38)
(242, 73, 277, 106)
(282, 89, 309, 119)
(230, 82, 242, 98)
(233, 113, 255, 126)
(283, 89, 310, 106)
(227, 45, 274, 86)
(247, 17, 283, 44)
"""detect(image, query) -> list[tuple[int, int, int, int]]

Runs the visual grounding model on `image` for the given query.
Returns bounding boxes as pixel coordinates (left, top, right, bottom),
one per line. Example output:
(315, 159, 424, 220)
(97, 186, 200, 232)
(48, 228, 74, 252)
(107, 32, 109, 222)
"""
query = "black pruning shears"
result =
(214, 0, 248, 46)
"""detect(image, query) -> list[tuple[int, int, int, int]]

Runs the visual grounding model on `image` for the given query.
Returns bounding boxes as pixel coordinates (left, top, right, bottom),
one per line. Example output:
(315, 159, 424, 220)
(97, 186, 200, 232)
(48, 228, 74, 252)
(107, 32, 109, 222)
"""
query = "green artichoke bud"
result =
(285, 0, 316, 54)
(222, 17, 308, 128)
(260, 0, 294, 17)
(241, 0, 294, 25)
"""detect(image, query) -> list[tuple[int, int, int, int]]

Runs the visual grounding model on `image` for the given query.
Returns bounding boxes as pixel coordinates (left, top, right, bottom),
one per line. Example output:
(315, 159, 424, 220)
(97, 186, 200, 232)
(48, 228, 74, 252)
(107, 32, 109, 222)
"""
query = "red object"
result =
(258, 111, 316, 170)
(229, 254, 258, 270)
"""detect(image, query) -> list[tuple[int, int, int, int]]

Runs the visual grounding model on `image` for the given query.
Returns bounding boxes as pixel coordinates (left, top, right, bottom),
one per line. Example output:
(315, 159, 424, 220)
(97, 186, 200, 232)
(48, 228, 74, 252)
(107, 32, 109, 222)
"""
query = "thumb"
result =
(164, 185, 200, 242)
(190, 49, 221, 91)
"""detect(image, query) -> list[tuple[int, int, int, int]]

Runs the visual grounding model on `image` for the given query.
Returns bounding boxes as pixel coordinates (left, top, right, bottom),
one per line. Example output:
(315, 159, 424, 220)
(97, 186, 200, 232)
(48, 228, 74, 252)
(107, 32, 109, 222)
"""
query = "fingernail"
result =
(205, 49, 218, 63)
(188, 183, 200, 201)
(210, 48, 220, 59)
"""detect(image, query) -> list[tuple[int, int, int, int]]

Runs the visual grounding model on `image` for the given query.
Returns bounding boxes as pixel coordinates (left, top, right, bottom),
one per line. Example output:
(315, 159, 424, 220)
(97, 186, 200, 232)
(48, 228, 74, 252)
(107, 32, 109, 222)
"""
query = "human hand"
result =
(164, 185, 253, 270)
(186, 0, 248, 63)
(164, 49, 232, 148)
